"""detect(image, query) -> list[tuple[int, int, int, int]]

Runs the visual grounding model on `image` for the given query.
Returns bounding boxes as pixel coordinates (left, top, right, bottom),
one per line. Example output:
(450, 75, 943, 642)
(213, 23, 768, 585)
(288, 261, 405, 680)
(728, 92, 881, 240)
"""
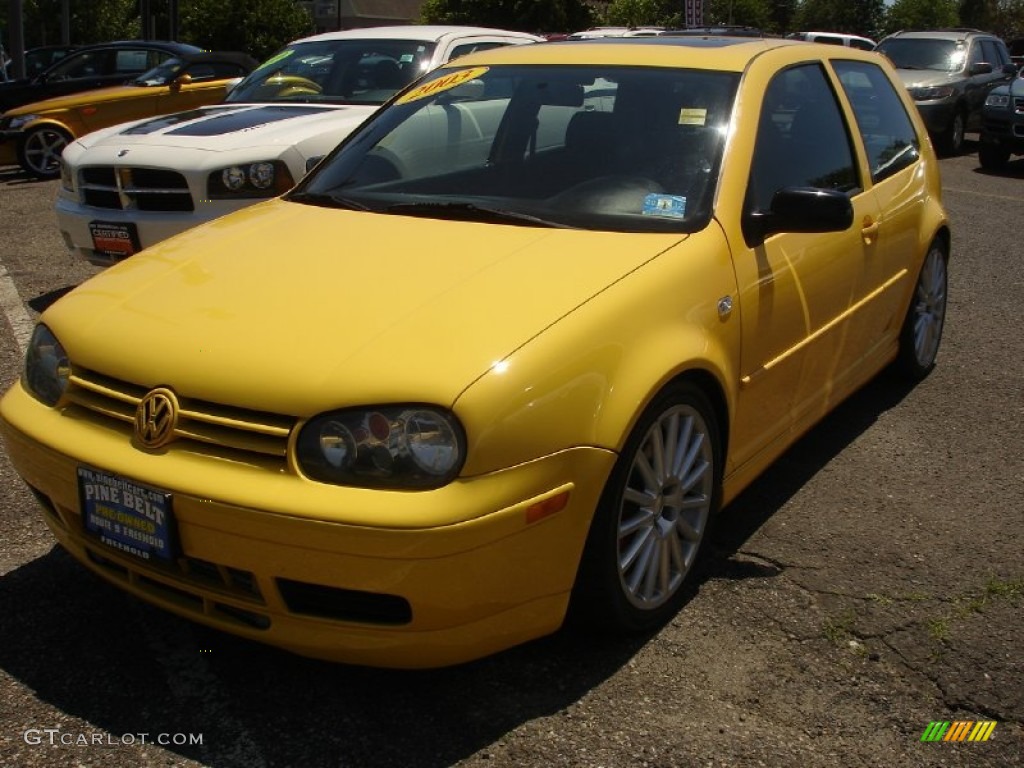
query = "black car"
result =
(0, 40, 202, 113)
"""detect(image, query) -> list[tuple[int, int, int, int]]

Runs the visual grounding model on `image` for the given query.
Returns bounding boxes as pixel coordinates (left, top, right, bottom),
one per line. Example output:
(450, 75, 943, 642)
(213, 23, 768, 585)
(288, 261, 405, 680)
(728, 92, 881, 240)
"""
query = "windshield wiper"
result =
(384, 201, 570, 228)
(288, 191, 371, 210)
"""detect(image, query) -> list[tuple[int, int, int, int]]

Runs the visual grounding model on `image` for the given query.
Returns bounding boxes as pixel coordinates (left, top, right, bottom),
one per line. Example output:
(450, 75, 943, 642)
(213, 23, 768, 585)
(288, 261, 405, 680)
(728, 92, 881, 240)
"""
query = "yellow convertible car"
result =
(0, 50, 256, 178)
(1, 38, 949, 667)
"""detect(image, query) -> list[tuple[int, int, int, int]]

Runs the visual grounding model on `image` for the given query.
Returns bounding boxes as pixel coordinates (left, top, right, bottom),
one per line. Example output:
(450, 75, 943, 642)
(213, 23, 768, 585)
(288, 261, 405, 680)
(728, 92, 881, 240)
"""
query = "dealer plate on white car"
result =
(77, 466, 176, 562)
(89, 221, 141, 260)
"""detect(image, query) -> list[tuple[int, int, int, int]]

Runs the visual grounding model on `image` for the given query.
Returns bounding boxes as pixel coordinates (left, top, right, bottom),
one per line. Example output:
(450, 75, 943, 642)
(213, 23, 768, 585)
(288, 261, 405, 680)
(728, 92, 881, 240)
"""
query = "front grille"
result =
(64, 367, 295, 462)
(79, 165, 194, 212)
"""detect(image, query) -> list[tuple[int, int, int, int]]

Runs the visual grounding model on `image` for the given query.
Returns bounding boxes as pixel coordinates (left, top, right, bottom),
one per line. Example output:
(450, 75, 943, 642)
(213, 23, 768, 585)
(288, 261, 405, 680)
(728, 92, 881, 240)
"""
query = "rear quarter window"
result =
(834, 60, 920, 182)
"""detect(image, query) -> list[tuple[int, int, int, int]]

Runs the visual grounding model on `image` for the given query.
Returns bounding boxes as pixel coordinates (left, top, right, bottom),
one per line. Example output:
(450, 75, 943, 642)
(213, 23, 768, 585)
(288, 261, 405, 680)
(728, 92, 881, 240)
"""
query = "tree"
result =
(991, 0, 1024, 36)
(705, 0, 773, 29)
(419, 0, 594, 33)
(882, 0, 959, 34)
(795, 0, 885, 38)
(602, 0, 668, 27)
(179, 0, 313, 59)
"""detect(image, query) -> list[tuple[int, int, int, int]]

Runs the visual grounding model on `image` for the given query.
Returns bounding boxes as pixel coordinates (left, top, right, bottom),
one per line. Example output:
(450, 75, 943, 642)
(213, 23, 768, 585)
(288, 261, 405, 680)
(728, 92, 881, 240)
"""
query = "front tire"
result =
(571, 381, 722, 632)
(978, 142, 1010, 171)
(896, 239, 948, 380)
(936, 109, 966, 156)
(18, 125, 71, 180)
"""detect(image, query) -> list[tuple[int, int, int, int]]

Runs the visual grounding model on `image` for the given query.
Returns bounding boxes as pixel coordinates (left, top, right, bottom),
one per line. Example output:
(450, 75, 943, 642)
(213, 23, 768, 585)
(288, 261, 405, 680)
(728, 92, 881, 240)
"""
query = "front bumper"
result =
(914, 101, 958, 136)
(55, 194, 248, 267)
(981, 111, 1024, 154)
(1, 381, 615, 668)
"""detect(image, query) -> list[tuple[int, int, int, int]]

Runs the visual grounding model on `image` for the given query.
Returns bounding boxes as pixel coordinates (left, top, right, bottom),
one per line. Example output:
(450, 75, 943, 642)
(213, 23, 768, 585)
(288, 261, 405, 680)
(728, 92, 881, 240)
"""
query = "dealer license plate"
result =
(88, 221, 140, 259)
(78, 467, 176, 562)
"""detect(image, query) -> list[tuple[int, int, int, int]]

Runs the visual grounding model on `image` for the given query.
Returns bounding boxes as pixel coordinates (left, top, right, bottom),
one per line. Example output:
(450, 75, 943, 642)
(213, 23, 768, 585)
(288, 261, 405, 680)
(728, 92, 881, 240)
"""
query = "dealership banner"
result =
(685, 0, 705, 28)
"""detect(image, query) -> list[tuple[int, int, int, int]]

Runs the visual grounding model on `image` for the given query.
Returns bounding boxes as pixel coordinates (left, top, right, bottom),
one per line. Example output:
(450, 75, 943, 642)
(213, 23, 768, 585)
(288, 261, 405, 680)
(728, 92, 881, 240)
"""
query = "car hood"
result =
(3, 83, 172, 116)
(44, 200, 685, 415)
(892, 68, 961, 90)
(74, 102, 378, 153)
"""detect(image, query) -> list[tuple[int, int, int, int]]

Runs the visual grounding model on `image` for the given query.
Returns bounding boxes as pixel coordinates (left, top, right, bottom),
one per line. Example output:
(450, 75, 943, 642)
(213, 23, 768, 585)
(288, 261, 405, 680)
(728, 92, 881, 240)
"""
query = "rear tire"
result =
(570, 381, 721, 633)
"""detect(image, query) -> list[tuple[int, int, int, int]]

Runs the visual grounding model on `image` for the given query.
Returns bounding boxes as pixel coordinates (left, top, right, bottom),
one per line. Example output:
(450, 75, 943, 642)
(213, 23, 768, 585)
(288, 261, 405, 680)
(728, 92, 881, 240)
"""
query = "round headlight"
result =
(23, 325, 70, 407)
(249, 162, 275, 189)
(296, 406, 465, 489)
(221, 166, 247, 191)
(319, 420, 356, 470)
(404, 410, 460, 475)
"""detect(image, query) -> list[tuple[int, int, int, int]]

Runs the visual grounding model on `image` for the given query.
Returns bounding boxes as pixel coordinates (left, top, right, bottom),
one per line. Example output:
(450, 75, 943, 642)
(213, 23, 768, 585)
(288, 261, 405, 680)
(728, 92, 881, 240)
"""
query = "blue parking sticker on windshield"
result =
(643, 194, 687, 219)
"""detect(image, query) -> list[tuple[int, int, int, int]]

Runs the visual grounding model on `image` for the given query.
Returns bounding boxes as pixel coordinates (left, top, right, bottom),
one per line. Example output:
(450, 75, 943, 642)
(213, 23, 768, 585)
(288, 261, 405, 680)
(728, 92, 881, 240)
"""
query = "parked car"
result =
(0, 37, 950, 668)
(786, 31, 876, 50)
(875, 28, 1016, 155)
(1, 45, 79, 82)
(55, 25, 543, 266)
(978, 71, 1024, 169)
(660, 26, 767, 38)
(0, 51, 257, 179)
(0, 40, 202, 113)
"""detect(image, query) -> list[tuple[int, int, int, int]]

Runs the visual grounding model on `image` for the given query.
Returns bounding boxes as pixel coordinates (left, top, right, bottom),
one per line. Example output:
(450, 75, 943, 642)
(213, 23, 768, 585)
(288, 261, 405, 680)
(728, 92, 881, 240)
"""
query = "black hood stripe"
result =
(165, 105, 335, 136)
(121, 107, 243, 135)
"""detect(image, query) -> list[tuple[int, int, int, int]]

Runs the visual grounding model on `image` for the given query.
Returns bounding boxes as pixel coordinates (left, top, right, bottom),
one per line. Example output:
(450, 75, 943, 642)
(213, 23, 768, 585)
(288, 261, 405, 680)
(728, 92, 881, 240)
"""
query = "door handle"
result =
(861, 217, 879, 245)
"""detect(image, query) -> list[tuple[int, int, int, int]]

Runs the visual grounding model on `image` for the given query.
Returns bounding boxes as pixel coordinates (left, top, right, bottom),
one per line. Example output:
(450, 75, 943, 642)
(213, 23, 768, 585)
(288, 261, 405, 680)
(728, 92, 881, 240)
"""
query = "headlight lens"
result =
(6, 113, 40, 130)
(296, 406, 465, 489)
(208, 161, 295, 198)
(985, 92, 1011, 107)
(909, 85, 955, 101)
(23, 325, 70, 407)
(59, 159, 74, 192)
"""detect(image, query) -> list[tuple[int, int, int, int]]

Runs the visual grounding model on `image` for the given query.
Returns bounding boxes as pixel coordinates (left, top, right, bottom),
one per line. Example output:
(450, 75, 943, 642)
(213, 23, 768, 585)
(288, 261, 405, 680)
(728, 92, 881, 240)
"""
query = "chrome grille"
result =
(79, 165, 194, 212)
(65, 368, 295, 461)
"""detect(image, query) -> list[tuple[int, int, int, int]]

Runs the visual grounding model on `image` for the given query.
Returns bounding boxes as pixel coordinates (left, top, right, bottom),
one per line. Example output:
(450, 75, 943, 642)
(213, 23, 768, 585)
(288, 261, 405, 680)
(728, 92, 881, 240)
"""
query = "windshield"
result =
(290, 64, 738, 233)
(226, 39, 438, 105)
(132, 57, 186, 86)
(876, 39, 966, 73)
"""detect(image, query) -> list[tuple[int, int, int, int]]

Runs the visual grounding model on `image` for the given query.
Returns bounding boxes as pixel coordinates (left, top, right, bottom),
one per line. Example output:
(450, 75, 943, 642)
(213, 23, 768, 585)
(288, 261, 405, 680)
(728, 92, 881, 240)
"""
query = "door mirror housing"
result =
(743, 187, 854, 246)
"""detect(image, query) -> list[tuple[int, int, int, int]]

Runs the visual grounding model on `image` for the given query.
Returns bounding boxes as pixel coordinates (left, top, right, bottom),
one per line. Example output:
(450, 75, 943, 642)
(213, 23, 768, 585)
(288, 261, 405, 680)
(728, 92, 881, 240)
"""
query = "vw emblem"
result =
(117, 149, 130, 157)
(135, 388, 179, 449)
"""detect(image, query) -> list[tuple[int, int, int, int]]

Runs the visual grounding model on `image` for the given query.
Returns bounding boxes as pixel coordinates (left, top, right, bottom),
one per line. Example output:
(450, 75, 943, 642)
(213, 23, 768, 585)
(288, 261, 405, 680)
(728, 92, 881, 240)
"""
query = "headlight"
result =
(985, 92, 1011, 108)
(60, 159, 74, 192)
(5, 113, 40, 131)
(296, 406, 465, 489)
(207, 161, 295, 198)
(23, 325, 70, 407)
(909, 85, 955, 101)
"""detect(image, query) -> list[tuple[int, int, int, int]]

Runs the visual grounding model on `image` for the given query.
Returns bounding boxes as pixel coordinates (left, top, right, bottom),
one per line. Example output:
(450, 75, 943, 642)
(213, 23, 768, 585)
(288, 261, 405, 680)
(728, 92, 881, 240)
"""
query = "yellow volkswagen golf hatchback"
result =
(1, 38, 949, 667)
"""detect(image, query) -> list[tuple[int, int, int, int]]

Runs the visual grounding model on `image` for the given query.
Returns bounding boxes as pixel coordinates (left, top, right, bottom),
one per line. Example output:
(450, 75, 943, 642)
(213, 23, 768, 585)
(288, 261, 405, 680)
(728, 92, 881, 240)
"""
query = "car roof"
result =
(175, 51, 260, 70)
(60, 40, 204, 53)
(294, 25, 544, 45)
(882, 28, 997, 42)
(442, 36, 861, 71)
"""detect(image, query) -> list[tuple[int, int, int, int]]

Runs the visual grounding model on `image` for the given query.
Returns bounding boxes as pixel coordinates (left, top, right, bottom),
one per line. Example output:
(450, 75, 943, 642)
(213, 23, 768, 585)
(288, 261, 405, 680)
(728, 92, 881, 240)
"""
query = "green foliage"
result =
(992, 0, 1024, 36)
(420, 0, 594, 33)
(601, 0, 674, 27)
(2, 0, 313, 60)
(795, 0, 885, 38)
(882, 0, 960, 34)
(705, 0, 773, 29)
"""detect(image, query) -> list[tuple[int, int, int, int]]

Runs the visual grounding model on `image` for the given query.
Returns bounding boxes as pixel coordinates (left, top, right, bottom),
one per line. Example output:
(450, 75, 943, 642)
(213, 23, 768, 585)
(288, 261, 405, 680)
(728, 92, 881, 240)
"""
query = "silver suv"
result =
(876, 28, 1016, 155)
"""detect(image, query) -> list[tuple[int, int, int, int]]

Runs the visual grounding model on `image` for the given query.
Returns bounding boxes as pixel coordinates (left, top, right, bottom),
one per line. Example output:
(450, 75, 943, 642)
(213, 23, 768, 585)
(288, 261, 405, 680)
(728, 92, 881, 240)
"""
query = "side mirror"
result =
(170, 73, 193, 91)
(743, 187, 854, 246)
(968, 62, 993, 76)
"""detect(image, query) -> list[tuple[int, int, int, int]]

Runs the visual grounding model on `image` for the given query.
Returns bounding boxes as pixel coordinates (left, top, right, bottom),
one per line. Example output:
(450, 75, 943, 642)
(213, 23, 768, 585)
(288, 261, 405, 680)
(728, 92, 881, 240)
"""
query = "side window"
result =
(49, 50, 106, 79)
(449, 42, 508, 61)
(748, 63, 858, 212)
(850, 39, 875, 51)
(114, 49, 154, 74)
(835, 60, 920, 182)
(981, 40, 1009, 68)
(967, 41, 984, 69)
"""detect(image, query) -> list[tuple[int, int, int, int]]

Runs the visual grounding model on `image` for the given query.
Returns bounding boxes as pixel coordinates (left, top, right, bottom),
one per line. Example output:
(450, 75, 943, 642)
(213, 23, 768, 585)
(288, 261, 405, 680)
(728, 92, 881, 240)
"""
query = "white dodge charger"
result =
(55, 25, 542, 266)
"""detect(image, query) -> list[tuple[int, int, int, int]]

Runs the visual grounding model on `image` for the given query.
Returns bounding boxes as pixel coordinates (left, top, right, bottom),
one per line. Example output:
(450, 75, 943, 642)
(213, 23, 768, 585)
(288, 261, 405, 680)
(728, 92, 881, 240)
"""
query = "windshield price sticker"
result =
(396, 67, 489, 105)
(78, 467, 176, 562)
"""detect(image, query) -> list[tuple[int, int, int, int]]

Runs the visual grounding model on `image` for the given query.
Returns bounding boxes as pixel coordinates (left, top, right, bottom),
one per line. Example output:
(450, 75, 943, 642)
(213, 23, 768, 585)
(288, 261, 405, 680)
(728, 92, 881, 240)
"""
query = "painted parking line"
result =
(0, 262, 35, 352)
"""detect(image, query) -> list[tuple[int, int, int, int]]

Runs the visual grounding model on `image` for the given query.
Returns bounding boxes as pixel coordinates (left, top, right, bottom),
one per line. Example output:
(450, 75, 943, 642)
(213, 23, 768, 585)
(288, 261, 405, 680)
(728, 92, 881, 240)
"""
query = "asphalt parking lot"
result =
(0, 145, 1021, 768)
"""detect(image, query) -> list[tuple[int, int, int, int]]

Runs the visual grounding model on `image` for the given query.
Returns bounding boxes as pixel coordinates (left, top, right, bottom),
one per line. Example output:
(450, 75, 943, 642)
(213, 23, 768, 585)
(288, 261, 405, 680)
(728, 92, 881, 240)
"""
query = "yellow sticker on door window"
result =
(679, 108, 707, 126)
(396, 67, 490, 104)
